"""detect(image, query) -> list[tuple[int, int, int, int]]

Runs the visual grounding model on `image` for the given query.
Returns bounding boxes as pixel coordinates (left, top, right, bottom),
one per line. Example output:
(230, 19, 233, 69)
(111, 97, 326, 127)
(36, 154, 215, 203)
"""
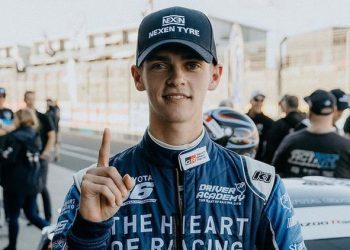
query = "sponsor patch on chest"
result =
(179, 146, 210, 170)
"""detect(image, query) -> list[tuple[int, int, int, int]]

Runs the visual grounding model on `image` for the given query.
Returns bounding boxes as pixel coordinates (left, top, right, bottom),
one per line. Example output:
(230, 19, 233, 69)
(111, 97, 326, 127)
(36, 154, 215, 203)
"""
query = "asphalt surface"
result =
(0, 129, 136, 250)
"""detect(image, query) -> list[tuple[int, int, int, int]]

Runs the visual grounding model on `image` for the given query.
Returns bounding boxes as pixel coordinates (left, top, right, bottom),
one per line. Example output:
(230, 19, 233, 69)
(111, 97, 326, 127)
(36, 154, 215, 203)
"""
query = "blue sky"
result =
(0, 0, 349, 46)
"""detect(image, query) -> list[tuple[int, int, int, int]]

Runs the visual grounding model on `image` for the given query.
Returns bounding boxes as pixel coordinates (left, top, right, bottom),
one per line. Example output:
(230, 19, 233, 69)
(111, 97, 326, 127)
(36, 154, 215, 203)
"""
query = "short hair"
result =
(15, 108, 39, 129)
(24, 90, 35, 99)
(280, 95, 299, 109)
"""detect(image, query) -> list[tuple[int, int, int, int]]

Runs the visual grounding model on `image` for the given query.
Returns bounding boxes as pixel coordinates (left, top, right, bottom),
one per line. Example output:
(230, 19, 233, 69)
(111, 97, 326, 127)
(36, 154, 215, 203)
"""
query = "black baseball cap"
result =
(304, 89, 335, 115)
(330, 88, 349, 111)
(0, 87, 6, 97)
(136, 6, 217, 67)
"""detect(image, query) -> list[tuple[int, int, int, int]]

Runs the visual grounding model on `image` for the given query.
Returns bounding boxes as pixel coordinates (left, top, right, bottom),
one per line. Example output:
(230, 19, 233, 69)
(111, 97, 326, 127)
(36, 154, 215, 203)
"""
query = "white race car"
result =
(284, 176, 350, 249)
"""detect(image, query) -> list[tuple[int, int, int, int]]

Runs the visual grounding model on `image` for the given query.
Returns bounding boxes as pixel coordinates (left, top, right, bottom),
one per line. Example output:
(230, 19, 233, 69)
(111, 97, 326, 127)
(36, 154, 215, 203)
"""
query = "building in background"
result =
(280, 27, 350, 112)
(0, 18, 283, 137)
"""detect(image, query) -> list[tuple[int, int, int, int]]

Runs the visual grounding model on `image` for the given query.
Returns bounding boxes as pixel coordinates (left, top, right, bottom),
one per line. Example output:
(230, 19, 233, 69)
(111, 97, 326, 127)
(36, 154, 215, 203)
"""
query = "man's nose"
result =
(166, 66, 186, 87)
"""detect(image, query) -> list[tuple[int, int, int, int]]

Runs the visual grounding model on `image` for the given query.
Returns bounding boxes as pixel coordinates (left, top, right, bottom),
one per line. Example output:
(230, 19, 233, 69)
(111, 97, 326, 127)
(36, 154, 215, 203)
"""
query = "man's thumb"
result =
(123, 174, 135, 191)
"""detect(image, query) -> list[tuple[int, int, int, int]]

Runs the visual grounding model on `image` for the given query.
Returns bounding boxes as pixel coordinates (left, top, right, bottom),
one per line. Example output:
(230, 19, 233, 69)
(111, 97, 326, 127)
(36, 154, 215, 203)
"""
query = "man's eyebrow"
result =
(146, 55, 170, 62)
(181, 54, 203, 61)
(146, 53, 203, 62)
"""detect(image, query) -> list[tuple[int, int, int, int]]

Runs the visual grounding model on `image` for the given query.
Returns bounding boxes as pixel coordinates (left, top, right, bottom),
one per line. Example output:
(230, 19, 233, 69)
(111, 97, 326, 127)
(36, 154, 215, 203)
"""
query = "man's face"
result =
(24, 93, 35, 108)
(131, 46, 222, 125)
(250, 95, 265, 113)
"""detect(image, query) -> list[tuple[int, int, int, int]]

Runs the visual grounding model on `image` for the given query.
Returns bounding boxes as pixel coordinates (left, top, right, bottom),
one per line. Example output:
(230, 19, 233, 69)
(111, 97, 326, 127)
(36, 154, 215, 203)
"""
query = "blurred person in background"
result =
(218, 98, 234, 108)
(272, 89, 350, 178)
(344, 115, 350, 137)
(0, 108, 49, 250)
(24, 91, 55, 223)
(330, 88, 349, 133)
(46, 98, 60, 162)
(0, 87, 14, 137)
(246, 90, 273, 161)
(0, 87, 14, 226)
(263, 94, 304, 164)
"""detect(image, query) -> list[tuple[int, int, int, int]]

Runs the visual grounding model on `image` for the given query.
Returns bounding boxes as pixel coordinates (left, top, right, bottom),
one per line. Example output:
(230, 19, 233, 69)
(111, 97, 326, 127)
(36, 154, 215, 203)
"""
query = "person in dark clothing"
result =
(344, 116, 350, 136)
(272, 89, 350, 178)
(0, 87, 14, 138)
(263, 95, 304, 164)
(1, 108, 49, 250)
(330, 88, 349, 125)
(0, 87, 14, 226)
(46, 98, 60, 162)
(24, 91, 55, 223)
(246, 90, 273, 161)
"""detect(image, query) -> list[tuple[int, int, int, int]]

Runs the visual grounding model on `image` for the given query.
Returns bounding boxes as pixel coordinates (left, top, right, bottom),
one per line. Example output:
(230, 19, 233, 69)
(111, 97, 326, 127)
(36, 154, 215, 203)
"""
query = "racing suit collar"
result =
(147, 127, 205, 151)
(140, 128, 212, 170)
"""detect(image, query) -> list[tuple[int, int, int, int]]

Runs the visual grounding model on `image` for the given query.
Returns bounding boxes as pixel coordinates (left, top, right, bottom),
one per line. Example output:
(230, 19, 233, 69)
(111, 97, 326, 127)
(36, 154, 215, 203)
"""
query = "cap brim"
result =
(137, 39, 214, 67)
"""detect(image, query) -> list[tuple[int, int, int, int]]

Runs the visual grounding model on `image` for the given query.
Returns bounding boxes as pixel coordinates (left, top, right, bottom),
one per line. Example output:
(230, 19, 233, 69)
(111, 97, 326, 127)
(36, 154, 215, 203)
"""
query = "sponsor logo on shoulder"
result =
(54, 220, 68, 234)
(280, 193, 293, 212)
(252, 170, 272, 183)
(123, 175, 157, 206)
(287, 215, 298, 228)
(289, 241, 307, 250)
(196, 182, 246, 205)
(179, 146, 210, 170)
(52, 237, 66, 249)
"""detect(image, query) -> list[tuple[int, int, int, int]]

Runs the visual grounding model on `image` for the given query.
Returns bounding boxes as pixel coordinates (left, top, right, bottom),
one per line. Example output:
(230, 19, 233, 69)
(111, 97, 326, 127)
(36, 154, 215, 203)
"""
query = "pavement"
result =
(0, 163, 75, 250)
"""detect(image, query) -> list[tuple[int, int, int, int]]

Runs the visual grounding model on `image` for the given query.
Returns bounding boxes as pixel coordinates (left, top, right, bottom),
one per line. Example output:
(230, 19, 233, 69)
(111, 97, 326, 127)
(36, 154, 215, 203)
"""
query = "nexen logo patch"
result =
(162, 15, 185, 26)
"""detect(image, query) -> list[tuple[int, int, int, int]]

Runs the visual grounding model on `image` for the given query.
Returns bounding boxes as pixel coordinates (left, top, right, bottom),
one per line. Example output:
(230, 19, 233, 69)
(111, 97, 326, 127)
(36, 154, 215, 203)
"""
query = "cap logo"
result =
(324, 100, 331, 106)
(339, 95, 349, 103)
(162, 15, 185, 26)
(148, 15, 200, 39)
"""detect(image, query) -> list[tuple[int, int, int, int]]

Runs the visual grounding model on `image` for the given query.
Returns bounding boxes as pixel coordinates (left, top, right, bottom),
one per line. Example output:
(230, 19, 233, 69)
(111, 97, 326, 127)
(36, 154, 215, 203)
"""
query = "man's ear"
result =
(208, 64, 223, 91)
(131, 65, 146, 91)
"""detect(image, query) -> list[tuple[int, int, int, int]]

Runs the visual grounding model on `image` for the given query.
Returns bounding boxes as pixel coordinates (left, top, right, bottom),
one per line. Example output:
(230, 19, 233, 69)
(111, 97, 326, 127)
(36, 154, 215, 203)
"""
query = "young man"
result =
(46, 98, 61, 162)
(52, 7, 305, 250)
(272, 89, 350, 178)
(24, 91, 55, 222)
(246, 90, 273, 161)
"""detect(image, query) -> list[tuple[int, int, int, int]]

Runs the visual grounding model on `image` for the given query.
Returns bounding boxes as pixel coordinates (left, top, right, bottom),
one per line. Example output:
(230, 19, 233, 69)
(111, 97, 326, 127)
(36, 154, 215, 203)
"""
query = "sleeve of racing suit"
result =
(255, 176, 306, 250)
(52, 185, 113, 250)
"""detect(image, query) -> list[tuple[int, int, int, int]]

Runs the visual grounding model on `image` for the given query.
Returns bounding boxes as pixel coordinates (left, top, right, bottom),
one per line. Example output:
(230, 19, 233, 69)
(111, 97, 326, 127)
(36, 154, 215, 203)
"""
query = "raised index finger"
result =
(97, 128, 111, 167)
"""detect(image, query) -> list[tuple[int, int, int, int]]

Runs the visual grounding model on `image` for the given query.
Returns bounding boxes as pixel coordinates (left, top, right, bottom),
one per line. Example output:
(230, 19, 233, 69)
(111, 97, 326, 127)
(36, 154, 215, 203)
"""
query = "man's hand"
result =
(79, 128, 135, 222)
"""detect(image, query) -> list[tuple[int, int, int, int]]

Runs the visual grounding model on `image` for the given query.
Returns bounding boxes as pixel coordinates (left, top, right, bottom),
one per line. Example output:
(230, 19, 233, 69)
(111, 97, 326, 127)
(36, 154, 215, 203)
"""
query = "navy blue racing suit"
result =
(52, 130, 305, 249)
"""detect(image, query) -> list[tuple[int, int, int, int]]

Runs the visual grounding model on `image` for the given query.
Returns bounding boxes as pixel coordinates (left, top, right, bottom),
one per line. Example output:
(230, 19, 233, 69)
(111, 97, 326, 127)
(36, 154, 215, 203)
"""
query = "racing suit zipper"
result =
(173, 167, 183, 250)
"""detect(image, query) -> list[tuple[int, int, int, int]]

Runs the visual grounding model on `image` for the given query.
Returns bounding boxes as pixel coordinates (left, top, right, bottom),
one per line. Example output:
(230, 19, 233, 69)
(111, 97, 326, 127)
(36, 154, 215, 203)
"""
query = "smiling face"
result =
(131, 45, 222, 129)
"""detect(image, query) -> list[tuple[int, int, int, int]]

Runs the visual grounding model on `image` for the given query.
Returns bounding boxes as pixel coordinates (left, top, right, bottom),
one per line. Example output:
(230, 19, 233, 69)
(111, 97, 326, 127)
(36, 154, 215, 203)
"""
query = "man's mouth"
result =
(162, 93, 191, 100)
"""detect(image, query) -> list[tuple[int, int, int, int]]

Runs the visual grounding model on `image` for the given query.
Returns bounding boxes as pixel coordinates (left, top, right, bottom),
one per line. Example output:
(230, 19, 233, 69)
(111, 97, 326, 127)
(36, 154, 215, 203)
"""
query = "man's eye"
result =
(187, 62, 200, 70)
(151, 63, 167, 70)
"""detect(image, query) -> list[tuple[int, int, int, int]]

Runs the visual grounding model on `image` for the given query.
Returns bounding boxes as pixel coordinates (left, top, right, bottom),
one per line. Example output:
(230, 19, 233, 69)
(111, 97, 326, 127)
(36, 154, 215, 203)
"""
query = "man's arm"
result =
(52, 185, 113, 250)
(41, 130, 55, 159)
(52, 129, 134, 250)
(256, 176, 306, 250)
